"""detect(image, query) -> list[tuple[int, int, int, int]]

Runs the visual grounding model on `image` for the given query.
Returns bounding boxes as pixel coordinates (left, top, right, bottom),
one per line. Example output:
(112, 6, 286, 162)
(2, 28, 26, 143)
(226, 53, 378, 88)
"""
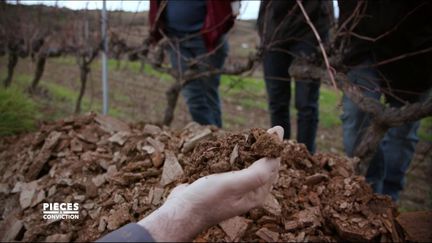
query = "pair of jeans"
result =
(167, 35, 228, 127)
(263, 41, 320, 153)
(341, 59, 420, 201)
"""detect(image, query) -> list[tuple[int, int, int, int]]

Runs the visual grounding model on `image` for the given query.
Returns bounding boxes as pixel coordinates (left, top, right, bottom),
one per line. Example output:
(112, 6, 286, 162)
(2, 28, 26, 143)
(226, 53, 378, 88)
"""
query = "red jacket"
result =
(149, 0, 235, 51)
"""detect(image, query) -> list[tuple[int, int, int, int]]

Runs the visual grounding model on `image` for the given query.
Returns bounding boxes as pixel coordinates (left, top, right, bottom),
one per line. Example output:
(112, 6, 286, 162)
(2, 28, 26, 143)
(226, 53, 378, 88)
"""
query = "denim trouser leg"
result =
(342, 62, 382, 155)
(263, 42, 319, 153)
(342, 95, 386, 193)
(381, 101, 420, 200)
(295, 80, 320, 153)
(342, 62, 385, 193)
(263, 49, 293, 140)
(342, 60, 420, 200)
(167, 37, 227, 127)
(204, 40, 228, 127)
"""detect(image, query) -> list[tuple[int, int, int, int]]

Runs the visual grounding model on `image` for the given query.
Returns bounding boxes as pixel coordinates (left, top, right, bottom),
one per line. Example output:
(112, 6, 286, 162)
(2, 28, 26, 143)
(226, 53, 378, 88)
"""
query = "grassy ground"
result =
(419, 117, 432, 141)
(1, 55, 430, 141)
(0, 71, 126, 122)
(1, 56, 430, 140)
(0, 87, 38, 136)
(0, 56, 342, 139)
(0, 56, 431, 211)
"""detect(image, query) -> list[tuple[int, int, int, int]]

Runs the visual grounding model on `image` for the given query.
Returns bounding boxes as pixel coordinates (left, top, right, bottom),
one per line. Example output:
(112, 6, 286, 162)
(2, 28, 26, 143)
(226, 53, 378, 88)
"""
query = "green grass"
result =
(223, 113, 247, 129)
(220, 74, 342, 128)
(220, 74, 343, 128)
(52, 56, 154, 78)
(221, 75, 266, 95)
(42, 80, 125, 119)
(106, 58, 173, 81)
(418, 117, 432, 142)
(112, 92, 131, 103)
(12, 73, 34, 89)
(44, 81, 76, 102)
(51, 57, 76, 65)
(142, 64, 172, 81)
(0, 67, 126, 136)
(0, 87, 38, 136)
(319, 87, 343, 128)
(239, 97, 268, 110)
(220, 75, 268, 112)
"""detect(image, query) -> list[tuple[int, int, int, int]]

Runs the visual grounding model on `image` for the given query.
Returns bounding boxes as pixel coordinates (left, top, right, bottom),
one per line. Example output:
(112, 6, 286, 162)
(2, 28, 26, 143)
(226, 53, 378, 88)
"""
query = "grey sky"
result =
(18, 0, 262, 20)
(17, 1, 338, 20)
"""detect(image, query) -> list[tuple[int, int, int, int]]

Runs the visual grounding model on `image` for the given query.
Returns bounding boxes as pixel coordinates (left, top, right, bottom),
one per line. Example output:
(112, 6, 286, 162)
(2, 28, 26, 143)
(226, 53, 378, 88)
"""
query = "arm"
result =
(96, 223, 154, 242)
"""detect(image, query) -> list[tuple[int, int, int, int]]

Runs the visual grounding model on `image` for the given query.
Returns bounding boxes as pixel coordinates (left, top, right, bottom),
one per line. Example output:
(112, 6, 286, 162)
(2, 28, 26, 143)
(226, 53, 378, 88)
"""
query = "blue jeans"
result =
(167, 35, 228, 127)
(341, 59, 420, 201)
(263, 42, 320, 153)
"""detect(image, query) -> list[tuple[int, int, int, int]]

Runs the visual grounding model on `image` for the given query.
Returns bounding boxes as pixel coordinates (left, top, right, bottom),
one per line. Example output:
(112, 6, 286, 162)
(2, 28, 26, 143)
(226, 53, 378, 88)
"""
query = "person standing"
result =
(338, 0, 432, 201)
(149, 0, 240, 128)
(257, 0, 331, 153)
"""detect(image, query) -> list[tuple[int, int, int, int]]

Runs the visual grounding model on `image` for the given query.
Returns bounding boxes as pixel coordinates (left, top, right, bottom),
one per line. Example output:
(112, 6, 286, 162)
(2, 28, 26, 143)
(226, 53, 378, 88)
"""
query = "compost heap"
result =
(0, 113, 405, 242)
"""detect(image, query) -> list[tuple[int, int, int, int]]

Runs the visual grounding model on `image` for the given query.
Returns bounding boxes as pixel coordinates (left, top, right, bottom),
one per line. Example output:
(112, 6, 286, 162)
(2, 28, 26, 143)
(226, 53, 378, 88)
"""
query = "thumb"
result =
(267, 126, 284, 141)
(167, 183, 189, 200)
(215, 157, 280, 194)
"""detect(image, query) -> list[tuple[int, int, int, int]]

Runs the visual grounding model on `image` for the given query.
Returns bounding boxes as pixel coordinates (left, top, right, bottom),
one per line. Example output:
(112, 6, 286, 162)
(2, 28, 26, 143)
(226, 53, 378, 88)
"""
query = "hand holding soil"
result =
(138, 126, 283, 241)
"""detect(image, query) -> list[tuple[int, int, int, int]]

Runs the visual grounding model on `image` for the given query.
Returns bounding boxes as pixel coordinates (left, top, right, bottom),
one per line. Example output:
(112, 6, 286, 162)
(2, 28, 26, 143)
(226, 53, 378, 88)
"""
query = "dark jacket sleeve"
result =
(257, 0, 331, 47)
(148, 0, 164, 45)
(338, 0, 432, 101)
(96, 223, 155, 242)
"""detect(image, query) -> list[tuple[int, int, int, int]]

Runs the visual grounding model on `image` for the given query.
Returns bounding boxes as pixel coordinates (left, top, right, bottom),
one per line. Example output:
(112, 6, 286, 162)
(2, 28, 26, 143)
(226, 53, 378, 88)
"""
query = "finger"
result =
(238, 177, 275, 212)
(247, 180, 273, 208)
(167, 183, 189, 200)
(215, 157, 280, 194)
(267, 126, 284, 141)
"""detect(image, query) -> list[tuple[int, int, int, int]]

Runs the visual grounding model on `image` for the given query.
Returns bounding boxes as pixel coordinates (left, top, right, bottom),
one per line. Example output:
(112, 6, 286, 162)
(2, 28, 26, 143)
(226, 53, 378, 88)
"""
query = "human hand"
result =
(138, 126, 283, 242)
